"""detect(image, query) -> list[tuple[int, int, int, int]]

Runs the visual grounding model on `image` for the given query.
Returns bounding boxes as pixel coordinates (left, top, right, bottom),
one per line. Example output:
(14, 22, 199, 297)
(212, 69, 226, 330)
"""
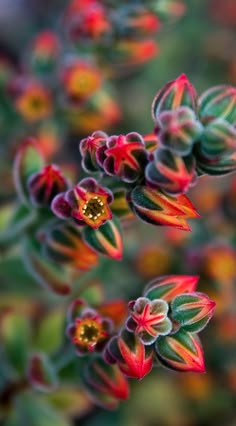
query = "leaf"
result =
(199, 85, 236, 125)
(1, 313, 31, 375)
(82, 357, 129, 410)
(105, 329, 153, 380)
(83, 217, 123, 260)
(15, 392, 71, 426)
(130, 186, 199, 231)
(27, 353, 58, 392)
(144, 275, 199, 303)
(34, 309, 65, 354)
(23, 236, 71, 295)
(155, 329, 205, 372)
(171, 292, 216, 333)
(13, 139, 44, 204)
(0, 204, 37, 248)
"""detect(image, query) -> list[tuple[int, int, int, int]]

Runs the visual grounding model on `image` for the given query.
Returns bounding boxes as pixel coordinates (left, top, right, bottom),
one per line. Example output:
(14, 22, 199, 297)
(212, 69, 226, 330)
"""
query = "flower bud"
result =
(152, 74, 198, 119)
(79, 130, 108, 172)
(97, 132, 148, 183)
(28, 164, 69, 207)
(126, 297, 172, 345)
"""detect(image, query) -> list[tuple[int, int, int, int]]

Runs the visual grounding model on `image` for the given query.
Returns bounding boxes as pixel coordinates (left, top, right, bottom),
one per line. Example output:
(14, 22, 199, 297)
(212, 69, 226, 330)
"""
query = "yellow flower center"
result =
(75, 318, 102, 346)
(82, 196, 105, 222)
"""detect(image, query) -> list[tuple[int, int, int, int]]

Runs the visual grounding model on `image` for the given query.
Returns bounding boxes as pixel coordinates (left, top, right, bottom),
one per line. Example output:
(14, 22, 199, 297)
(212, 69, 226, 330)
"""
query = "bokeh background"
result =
(0, 1, 236, 425)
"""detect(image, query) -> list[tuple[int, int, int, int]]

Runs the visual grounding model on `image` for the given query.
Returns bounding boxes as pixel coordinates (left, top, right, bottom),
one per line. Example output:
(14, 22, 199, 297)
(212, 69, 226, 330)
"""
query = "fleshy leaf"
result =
(1, 312, 31, 375)
(82, 357, 129, 410)
(23, 236, 71, 295)
(13, 138, 44, 204)
(15, 392, 71, 426)
(0, 204, 37, 248)
(196, 150, 236, 176)
(155, 329, 205, 372)
(82, 217, 123, 260)
(145, 148, 196, 194)
(144, 275, 199, 303)
(27, 353, 58, 392)
(130, 186, 199, 231)
(171, 292, 216, 333)
(152, 74, 198, 119)
(199, 85, 236, 125)
(105, 329, 153, 380)
(198, 119, 236, 160)
(34, 309, 64, 354)
(40, 221, 98, 270)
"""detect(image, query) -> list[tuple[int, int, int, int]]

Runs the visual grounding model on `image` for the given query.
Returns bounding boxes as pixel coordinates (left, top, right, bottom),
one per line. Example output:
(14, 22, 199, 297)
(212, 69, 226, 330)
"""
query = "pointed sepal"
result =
(144, 275, 199, 303)
(28, 164, 69, 207)
(39, 221, 98, 270)
(82, 357, 129, 410)
(13, 138, 45, 204)
(130, 186, 199, 231)
(23, 236, 71, 295)
(152, 74, 198, 119)
(171, 292, 216, 333)
(155, 106, 203, 155)
(104, 329, 153, 380)
(198, 119, 236, 160)
(155, 329, 206, 372)
(145, 148, 196, 194)
(27, 353, 58, 392)
(199, 85, 236, 125)
(82, 217, 123, 260)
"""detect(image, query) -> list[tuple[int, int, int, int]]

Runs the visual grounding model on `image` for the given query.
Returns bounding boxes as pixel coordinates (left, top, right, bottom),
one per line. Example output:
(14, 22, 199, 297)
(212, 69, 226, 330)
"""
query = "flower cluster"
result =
(66, 275, 215, 408)
(4, 75, 235, 297)
(0, 0, 186, 192)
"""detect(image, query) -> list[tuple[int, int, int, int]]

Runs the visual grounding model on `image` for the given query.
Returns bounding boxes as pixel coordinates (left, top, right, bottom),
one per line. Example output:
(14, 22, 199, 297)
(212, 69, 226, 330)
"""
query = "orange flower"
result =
(73, 189, 112, 228)
(15, 83, 52, 122)
(62, 60, 102, 101)
(51, 177, 113, 229)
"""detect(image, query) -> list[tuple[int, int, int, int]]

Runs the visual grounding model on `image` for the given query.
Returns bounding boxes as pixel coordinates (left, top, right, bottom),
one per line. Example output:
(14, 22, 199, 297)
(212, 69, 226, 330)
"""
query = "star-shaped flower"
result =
(126, 297, 172, 345)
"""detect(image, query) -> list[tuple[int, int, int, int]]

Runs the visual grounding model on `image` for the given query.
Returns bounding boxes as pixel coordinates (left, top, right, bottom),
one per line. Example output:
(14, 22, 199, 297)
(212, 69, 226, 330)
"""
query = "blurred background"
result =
(0, 0, 236, 425)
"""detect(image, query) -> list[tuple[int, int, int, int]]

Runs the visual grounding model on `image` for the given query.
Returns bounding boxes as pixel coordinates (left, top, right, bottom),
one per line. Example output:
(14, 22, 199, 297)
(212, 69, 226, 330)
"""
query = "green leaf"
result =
(34, 309, 64, 354)
(83, 218, 123, 260)
(0, 204, 37, 249)
(15, 392, 71, 426)
(13, 139, 44, 204)
(27, 353, 58, 392)
(23, 236, 71, 296)
(1, 313, 31, 375)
